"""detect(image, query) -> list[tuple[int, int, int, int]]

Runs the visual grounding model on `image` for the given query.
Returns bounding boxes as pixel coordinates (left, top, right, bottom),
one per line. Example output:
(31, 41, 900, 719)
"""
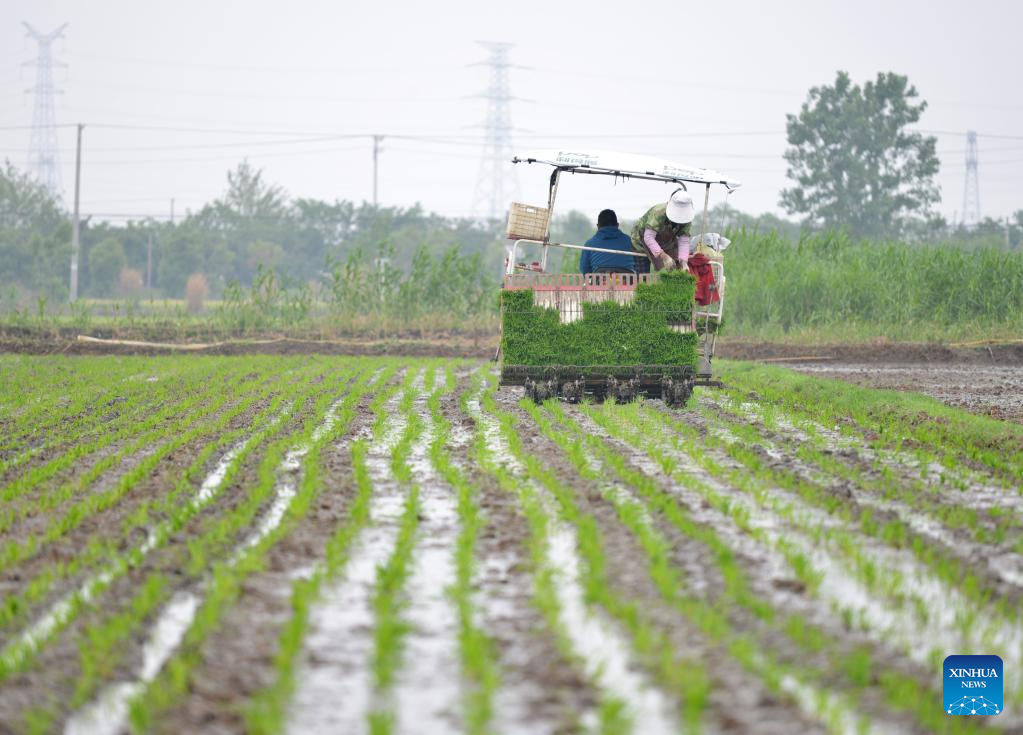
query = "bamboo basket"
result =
(506, 202, 550, 241)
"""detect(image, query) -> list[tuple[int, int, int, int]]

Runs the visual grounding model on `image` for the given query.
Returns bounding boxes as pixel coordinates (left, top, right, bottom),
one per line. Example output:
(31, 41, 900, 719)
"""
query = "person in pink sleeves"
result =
(630, 189, 695, 273)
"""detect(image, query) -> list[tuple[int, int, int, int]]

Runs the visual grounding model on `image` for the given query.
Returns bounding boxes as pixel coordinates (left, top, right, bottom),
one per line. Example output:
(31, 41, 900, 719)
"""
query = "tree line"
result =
(2, 69, 1022, 306)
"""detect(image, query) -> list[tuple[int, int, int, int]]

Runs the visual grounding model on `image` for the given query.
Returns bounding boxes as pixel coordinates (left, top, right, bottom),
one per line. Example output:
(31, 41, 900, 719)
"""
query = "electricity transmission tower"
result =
(23, 22, 68, 198)
(961, 130, 981, 228)
(471, 41, 519, 221)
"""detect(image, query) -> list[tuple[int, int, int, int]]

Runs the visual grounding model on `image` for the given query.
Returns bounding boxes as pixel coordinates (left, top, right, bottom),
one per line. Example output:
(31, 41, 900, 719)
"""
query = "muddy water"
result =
(562, 408, 884, 734)
(64, 593, 199, 735)
(717, 392, 1021, 513)
(392, 389, 462, 733)
(468, 395, 678, 734)
(707, 395, 1023, 597)
(286, 388, 410, 735)
(451, 392, 547, 735)
(569, 406, 919, 734)
(581, 403, 1023, 725)
(65, 396, 347, 735)
(773, 668, 903, 735)
(449, 389, 581, 735)
(708, 394, 1023, 597)
(1, 425, 272, 677)
(545, 527, 677, 734)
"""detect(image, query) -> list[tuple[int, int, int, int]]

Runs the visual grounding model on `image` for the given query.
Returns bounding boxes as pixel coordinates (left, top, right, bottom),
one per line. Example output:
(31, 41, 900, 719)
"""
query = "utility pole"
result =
(146, 232, 154, 290)
(961, 130, 981, 229)
(372, 134, 383, 206)
(69, 123, 83, 302)
(471, 41, 519, 220)
(170, 198, 175, 224)
(23, 22, 68, 197)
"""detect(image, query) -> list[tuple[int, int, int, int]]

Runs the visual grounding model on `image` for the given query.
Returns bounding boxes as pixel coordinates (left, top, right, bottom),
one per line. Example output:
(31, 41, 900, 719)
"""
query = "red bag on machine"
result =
(687, 253, 720, 306)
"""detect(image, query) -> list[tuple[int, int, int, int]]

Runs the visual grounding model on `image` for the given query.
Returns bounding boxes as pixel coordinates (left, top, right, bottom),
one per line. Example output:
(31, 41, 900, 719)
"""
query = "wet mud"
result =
(498, 394, 838, 735)
(788, 362, 1023, 423)
(153, 391, 381, 735)
(5, 356, 1019, 735)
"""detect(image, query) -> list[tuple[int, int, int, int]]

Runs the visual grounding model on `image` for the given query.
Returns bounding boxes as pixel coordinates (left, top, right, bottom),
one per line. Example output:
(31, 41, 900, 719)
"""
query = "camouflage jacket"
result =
(629, 203, 692, 254)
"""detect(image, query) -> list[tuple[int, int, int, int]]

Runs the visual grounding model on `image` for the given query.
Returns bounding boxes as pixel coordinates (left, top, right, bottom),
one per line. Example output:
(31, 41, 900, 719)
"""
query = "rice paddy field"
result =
(2, 354, 1022, 734)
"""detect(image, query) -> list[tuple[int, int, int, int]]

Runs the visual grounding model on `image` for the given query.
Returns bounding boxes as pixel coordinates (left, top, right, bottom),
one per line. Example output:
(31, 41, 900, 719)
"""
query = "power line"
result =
(3, 78, 470, 105)
(977, 133, 1023, 141)
(13, 141, 1023, 162)
(945, 157, 1023, 168)
(65, 51, 462, 76)
(77, 142, 370, 165)
(87, 122, 346, 137)
(2, 119, 1018, 171)
(80, 196, 197, 204)
(32, 51, 1023, 114)
(0, 123, 77, 131)
(527, 66, 799, 97)
(916, 128, 1023, 141)
(515, 130, 787, 139)
(938, 144, 1023, 155)
(3, 120, 1009, 142)
(383, 146, 483, 162)
(0, 120, 787, 140)
(78, 133, 358, 152)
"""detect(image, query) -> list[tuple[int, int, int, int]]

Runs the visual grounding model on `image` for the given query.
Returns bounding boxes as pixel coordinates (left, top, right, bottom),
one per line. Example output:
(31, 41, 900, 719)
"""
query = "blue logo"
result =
(944, 655, 1002, 716)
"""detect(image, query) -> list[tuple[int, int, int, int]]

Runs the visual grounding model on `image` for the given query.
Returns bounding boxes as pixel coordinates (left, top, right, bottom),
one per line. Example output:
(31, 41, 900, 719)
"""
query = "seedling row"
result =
(0, 355, 1018, 734)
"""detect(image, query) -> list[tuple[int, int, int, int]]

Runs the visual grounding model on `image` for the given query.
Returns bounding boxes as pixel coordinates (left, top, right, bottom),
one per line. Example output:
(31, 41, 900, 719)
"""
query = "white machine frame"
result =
(505, 149, 739, 333)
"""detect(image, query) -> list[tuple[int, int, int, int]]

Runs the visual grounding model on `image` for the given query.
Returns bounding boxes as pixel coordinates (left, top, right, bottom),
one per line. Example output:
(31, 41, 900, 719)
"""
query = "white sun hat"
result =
(665, 189, 695, 224)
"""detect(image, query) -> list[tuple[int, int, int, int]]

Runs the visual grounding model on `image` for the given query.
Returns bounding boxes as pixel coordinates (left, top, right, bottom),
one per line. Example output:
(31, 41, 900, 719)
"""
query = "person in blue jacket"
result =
(579, 209, 638, 275)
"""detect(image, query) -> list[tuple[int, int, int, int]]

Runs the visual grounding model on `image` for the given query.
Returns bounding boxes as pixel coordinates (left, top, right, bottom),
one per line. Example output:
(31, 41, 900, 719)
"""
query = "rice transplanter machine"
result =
(498, 150, 740, 405)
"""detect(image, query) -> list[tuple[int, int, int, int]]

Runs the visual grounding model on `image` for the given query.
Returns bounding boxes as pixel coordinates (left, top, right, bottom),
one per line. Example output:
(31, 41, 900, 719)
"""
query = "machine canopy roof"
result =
(512, 149, 742, 190)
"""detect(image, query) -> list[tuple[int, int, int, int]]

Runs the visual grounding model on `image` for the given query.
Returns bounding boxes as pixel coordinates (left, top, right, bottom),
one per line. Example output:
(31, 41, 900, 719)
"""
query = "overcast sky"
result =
(1, 0, 1020, 227)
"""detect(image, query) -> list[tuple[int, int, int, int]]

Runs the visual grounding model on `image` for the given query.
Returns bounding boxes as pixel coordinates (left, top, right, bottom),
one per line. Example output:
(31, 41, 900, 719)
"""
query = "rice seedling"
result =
(0, 355, 1010, 735)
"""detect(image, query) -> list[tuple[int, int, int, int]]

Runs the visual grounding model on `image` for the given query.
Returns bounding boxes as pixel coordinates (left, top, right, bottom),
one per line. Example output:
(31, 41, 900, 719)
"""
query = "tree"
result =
(780, 71, 939, 237)
(158, 223, 208, 296)
(188, 161, 291, 286)
(87, 237, 127, 296)
(0, 161, 70, 300)
(212, 160, 288, 223)
(0, 161, 64, 230)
